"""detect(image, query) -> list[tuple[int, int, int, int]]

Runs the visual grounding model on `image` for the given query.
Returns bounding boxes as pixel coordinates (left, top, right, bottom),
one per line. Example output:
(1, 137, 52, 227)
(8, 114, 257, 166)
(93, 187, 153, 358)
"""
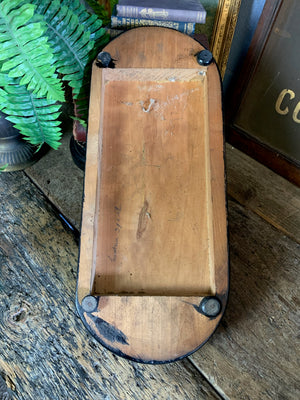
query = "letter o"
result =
(293, 101, 300, 123)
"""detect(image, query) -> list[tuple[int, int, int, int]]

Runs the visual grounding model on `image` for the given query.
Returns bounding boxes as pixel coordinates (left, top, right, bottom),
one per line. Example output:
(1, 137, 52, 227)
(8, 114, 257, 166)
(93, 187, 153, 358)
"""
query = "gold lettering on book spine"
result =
(210, 0, 241, 78)
(140, 9, 169, 19)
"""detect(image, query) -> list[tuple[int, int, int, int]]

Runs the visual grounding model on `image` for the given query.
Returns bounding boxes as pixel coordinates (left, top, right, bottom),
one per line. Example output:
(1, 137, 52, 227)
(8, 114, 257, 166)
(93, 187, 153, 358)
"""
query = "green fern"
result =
(32, 0, 107, 99)
(59, 0, 107, 41)
(0, 74, 62, 149)
(32, 0, 108, 123)
(0, 163, 9, 172)
(83, 0, 110, 25)
(0, 0, 107, 150)
(0, 0, 65, 101)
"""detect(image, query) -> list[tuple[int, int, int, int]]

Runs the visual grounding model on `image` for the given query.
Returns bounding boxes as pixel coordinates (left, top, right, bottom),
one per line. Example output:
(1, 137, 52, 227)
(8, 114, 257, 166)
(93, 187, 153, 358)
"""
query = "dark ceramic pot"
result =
(69, 99, 87, 171)
(70, 135, 86, 171)
(0, 111, 42, 171)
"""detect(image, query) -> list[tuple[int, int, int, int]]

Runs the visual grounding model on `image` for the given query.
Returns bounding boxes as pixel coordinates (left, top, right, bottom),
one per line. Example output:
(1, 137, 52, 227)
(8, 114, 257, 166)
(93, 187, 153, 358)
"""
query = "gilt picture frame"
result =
(209, 0, 242, 77)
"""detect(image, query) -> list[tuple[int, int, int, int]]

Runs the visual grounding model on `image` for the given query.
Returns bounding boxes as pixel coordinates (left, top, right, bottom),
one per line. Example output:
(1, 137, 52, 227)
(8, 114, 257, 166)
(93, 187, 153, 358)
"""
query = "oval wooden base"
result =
(77, 27, 228, 363)
(77, 295, 226, 364)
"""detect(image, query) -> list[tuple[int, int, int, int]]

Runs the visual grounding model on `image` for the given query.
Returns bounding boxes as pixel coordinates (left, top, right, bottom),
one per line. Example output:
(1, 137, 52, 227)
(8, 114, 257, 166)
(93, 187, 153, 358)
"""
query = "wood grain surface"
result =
(77, 27, 228, 362)
(191, 198, 300, 399)
(1, 140, 299, 398)
(94, 71, 214, 296)
(0, 171, 221, 400)
(0, 27, 298, 400)
(226, 144, 300, 243)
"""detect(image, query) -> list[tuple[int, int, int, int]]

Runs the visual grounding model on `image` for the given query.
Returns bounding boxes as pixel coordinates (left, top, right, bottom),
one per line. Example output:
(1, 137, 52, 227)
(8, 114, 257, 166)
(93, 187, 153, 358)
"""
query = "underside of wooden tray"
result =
(76, 27, 228, 363)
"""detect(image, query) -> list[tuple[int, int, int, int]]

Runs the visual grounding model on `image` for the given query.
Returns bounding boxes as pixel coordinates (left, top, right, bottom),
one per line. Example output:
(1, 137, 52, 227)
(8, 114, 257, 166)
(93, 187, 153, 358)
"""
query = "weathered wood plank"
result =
(26, 141, 300, 246)
(191, 198, 300, 400)
(21, 81, 300, 398)
(0, 171, 221, 400)
(226, 144, 300, 243)
(25, 131, 84, 231)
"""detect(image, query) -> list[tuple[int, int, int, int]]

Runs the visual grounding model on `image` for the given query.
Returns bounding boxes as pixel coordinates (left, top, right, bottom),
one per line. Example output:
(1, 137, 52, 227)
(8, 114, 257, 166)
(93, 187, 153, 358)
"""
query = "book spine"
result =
(116, 5, 206, 23)
(111, 16, 195, 35)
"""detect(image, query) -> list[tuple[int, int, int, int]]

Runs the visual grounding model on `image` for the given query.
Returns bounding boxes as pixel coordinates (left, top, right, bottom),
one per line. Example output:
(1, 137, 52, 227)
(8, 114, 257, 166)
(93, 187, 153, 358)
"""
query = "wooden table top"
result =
(0, 130, 299, 399)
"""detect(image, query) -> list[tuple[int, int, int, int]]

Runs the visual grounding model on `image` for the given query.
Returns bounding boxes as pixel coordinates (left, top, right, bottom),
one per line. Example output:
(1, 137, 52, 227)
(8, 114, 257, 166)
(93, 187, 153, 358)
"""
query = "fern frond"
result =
(0, 163, 9, 172)
(0, 74, 62, 149)
(71, 116, 87, 128)
(32, 0, 107, 100)
(59, 0, 107, 41)
(81, 0, 110, 26)
(0, 0, 65, 102)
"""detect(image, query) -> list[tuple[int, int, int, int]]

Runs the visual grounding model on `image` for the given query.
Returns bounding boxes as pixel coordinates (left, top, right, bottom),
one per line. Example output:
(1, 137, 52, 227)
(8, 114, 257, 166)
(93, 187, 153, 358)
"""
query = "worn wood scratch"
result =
(136, 200, 150, 240)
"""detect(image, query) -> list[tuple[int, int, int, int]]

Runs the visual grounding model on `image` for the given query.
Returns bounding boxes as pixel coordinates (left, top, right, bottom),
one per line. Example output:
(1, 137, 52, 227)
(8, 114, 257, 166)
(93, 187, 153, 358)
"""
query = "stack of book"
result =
(111, 0, 206, 36)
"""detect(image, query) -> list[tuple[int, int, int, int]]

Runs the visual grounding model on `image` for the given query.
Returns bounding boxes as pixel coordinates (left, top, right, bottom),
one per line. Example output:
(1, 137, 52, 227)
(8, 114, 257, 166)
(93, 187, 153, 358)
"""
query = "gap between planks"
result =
(187, 357, 229, 400)
(225, 144, 300, 244)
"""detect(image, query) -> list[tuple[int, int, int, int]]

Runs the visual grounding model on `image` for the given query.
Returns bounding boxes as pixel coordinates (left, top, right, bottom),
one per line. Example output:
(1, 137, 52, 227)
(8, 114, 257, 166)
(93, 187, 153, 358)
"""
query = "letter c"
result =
(275, 89, 295, 115)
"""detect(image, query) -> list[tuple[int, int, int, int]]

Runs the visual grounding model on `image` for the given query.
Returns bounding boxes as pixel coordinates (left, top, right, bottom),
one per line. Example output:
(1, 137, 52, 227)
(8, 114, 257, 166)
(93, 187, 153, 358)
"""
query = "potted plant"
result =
(0, 0, 109, 171)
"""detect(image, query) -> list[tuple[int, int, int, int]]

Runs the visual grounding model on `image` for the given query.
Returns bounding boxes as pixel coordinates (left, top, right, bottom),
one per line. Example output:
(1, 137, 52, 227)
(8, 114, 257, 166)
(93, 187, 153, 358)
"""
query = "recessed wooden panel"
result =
(93, 69, 214, 296)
